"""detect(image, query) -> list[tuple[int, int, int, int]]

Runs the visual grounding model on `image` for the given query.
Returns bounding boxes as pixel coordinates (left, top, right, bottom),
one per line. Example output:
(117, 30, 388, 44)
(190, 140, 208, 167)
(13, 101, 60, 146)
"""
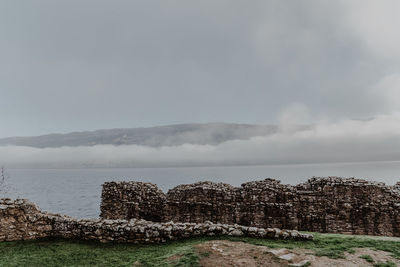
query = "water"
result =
(3, 161, 400, 218)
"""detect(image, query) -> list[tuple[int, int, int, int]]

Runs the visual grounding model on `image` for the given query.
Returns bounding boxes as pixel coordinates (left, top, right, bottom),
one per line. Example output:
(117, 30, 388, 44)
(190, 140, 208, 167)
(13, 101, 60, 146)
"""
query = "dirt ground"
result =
(195, 240, 400, 267)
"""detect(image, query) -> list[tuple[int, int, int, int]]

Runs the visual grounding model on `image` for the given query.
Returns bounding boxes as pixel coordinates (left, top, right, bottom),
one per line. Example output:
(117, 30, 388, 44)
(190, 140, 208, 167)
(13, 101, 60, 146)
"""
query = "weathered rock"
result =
(101, 177, 400, 237)
(0, 199, 312, 243)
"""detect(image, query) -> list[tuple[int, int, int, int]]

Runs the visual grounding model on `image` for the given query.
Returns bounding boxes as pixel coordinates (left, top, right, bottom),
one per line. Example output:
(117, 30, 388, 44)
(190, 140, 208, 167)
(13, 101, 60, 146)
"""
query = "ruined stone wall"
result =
(0, 199, 311, 243)
(100, 177, 400, 236)
(0, 199, 51, 241)
(295, 177, 400, 236)
(165, 182, 237, 225)
(100, 182, 166, 221)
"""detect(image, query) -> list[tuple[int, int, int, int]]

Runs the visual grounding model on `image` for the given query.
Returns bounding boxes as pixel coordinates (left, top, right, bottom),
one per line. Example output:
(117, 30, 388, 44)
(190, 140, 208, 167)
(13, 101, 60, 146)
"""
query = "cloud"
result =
(370, 74, 400, 112)
(278, 103, 311, 133)
(341, 0, 400, 59)
(0, 1, 399, 137)
(2, 113, 400, 168)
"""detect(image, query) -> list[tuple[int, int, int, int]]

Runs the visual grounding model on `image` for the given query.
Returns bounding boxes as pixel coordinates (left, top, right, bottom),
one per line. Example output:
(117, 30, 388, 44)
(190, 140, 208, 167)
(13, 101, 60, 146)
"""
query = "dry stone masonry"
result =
(101, 177, 400, 237)
(0, 199, 312, 243)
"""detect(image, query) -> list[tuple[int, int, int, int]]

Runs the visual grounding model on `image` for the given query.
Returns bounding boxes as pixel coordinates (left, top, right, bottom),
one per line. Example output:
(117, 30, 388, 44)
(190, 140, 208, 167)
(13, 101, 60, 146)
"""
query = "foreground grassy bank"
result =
(0, 233, 399, 267)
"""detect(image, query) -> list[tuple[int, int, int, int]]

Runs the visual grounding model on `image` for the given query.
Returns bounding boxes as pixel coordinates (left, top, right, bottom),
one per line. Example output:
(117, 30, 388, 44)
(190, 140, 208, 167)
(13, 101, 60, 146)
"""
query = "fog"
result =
(1, 1, 400, 137)
(2, 113, 400, 168)
(1, 1, 400, 167)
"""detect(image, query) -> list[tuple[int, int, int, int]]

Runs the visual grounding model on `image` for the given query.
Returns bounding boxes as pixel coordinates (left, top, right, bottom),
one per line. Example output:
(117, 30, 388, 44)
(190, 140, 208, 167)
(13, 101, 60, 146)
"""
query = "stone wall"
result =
(100, 182, 166, 222)
(0, 199, 312, 243)
(100, 177, 400, 237)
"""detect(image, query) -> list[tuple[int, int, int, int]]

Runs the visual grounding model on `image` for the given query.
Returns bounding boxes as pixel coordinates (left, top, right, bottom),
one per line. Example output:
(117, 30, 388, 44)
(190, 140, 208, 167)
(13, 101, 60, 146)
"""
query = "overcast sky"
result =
(1, 1, 400, 138)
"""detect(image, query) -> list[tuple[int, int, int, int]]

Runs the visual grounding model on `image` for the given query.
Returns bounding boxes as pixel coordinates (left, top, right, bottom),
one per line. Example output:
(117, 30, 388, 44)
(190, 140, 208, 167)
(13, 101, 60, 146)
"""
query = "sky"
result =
(1, 0, 400, 138)
(1, 1, 400, 168)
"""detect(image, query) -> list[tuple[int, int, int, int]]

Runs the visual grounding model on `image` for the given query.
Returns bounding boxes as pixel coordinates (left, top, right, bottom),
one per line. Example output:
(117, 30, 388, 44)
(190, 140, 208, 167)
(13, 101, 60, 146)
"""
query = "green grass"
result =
(229, 233, 400, 259)
(360, 254, 374, 263)
(373, 261, 397, 267)
(0, 233, 399, 266)
(0, 238, 202, 267)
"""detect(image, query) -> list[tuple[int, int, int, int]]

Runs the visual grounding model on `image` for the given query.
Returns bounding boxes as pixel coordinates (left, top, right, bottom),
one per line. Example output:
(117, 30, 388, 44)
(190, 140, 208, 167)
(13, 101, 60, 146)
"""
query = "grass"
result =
(373, 261, 397, 267)
(0, 233, 399, 266)
(360, 254, 375, 263)
(231, 233, 400, 259)
(0, 238, 202, 267)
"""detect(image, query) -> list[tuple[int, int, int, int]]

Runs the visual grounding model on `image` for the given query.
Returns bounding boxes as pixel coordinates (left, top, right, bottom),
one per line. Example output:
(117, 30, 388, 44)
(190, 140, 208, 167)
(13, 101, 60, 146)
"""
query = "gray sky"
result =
(1, 0, 400, 138)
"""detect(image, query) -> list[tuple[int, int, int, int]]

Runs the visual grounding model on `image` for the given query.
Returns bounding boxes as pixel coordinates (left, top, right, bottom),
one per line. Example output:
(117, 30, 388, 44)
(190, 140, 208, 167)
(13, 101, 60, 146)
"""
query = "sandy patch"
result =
(196, 240, 301, 267)
(309, 248, 399, 267)
(194, 240, 399, 267)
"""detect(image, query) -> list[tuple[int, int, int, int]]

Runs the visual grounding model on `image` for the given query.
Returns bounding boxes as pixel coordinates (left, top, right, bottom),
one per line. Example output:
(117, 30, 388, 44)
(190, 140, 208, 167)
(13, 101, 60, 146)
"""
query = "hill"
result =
(0, 123, 279, 148)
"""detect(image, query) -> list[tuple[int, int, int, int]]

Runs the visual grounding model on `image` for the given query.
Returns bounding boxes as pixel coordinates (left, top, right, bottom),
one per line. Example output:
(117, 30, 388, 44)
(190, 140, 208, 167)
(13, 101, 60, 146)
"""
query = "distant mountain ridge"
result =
(0, 123, 281, 148)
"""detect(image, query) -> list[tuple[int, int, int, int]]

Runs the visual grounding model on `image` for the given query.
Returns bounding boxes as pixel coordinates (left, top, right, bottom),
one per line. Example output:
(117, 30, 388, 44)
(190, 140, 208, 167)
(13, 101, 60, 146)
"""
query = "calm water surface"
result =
(4, 161, 400, 218)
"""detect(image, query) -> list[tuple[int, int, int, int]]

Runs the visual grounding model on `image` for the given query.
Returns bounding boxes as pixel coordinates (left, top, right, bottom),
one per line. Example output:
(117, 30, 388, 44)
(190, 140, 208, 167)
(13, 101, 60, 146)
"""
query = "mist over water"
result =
(2, 114, 400, 168)
(4, 161, 400, 218)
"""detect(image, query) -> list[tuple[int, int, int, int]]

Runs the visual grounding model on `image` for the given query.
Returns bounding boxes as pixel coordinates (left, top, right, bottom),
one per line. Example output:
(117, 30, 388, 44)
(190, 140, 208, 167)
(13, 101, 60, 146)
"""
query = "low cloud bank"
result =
(1, 114, 400, 168)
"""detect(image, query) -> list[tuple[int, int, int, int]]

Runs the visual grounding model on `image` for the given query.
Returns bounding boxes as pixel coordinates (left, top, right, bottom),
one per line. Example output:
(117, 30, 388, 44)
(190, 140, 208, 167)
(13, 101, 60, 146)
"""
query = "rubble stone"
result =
(101, 177, 400, 237)
(0, 199, 312, 243)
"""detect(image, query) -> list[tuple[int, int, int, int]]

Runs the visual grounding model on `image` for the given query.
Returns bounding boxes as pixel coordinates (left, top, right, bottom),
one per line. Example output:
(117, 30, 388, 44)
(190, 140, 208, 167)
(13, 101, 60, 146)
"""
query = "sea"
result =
(3, 161, 400, 218)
